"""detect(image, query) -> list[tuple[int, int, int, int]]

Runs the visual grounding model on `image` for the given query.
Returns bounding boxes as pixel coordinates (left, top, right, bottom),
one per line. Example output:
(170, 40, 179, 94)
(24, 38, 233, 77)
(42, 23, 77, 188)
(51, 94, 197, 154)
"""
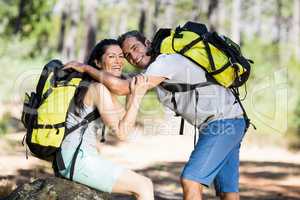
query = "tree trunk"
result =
(152, 0, 161, 33)
(231, 0, 241, 44)
(253, 0, 262, 38)
(191, 0, 201, 22)
(138, 0, 148, 35)
(273, 0, 283, 64)
(207, 0, 219, 31)
(292, 0, 300, 60)
(119, 1, 128, 35)
(109, 14, 118, 37)
(57, 10, 67, 52)
(217, 0, 226, 33)
(83, 0, 98, 63)
(63, 0, 80, 61)
(164, 0, 175, 28)
(274, 0, 282, 45)
(14, 0, 27, 34)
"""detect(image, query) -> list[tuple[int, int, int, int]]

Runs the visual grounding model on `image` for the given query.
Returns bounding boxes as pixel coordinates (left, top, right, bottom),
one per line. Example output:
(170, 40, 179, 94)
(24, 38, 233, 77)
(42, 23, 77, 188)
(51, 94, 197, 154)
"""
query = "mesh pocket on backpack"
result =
(21, 92, 39, 129)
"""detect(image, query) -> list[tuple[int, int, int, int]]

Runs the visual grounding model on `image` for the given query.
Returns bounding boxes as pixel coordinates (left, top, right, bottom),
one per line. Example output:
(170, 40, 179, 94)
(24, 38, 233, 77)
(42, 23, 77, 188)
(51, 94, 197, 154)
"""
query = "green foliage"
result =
(1, 0, 57, 58)
(0, 113, 11, 135)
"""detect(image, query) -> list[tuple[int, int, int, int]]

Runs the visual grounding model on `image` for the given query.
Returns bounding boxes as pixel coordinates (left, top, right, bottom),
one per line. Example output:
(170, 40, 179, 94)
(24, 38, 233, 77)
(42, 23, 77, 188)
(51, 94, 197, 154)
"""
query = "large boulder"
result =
(5, 177, 134, 200)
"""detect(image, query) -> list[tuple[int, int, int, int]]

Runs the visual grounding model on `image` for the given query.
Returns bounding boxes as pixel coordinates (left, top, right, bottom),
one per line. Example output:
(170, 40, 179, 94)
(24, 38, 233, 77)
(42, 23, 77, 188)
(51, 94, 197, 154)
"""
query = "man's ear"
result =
(145, 39, 151, 48)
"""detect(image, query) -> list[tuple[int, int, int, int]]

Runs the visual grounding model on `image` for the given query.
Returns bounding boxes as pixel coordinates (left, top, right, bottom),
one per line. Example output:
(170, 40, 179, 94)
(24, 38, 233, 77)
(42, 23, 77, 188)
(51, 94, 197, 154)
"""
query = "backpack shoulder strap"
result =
(66, 109, 100, 134)
(160, 82, 214, 93)
(36, 60, 63, 97)
(55, 109, 101, 178)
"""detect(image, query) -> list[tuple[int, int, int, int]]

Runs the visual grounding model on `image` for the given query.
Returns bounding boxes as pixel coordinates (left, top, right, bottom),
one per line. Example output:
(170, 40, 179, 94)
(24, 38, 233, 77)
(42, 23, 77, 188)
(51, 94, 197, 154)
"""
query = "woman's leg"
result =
(112, 169, 154, 200)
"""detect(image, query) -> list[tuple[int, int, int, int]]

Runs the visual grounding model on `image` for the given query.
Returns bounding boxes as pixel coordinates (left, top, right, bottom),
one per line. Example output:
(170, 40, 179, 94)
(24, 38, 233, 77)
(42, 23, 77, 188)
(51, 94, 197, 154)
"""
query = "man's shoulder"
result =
(154, 53, 184, 61)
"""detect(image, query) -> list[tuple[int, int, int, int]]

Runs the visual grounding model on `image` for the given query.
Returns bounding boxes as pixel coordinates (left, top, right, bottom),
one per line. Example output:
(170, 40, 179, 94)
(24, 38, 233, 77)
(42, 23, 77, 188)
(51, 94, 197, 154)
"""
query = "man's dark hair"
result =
(117, 30, 147, 47)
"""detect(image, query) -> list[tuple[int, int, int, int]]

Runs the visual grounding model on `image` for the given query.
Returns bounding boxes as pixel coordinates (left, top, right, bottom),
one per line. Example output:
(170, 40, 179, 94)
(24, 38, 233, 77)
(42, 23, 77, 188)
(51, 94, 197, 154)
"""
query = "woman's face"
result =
(97, 45, 125, 77)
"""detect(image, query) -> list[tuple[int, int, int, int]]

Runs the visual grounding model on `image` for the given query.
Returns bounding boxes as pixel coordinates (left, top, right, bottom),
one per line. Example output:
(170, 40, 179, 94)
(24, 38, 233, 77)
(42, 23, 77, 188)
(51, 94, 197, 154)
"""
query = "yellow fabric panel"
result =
(31, 127, 65, 147)
(38, 78, 81, 125)
(160, 31, 247, 88)
(32, 77, 81, 147)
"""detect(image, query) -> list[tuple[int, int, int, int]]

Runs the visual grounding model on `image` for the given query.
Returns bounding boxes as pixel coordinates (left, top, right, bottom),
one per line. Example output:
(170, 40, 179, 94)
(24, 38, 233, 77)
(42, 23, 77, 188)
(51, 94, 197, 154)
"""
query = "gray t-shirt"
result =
(144, 54, 243, 127)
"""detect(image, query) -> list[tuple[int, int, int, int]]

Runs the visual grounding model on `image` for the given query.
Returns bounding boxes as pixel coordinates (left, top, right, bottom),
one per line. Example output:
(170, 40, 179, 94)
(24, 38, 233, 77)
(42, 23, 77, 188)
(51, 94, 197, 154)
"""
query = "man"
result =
(65, 31, 247, 200)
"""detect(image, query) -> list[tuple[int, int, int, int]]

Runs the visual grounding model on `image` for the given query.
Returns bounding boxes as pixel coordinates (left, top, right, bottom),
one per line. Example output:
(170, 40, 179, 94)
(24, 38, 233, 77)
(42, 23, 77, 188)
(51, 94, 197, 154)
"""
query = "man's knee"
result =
(181, 178, 203, 192)
(219, 192, 240, 200)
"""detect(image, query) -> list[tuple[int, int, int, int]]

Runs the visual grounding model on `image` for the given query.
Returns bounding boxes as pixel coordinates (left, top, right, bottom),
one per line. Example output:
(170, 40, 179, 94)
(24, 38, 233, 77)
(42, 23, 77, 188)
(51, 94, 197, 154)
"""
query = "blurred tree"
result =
(164, 0, 176, 28)
(253, 0, 262, 38)
(82, 0, 98, 62)
(217, 0, 226, 33)
(1, 0, 56, 57)
(292, 0, 300, 61)
(231, 0, 241, 44)
(63, 0, 80, 61)
(119, 1, 128, 34)
(56, 0, 68, 53)
(152, 0, 161, 33)
(138, 0, 148, 34)
(14, 0, 26, 34)
(191, 0, 201, 22)
(274, 0, 283, 45)
(207, 0, 218, 31)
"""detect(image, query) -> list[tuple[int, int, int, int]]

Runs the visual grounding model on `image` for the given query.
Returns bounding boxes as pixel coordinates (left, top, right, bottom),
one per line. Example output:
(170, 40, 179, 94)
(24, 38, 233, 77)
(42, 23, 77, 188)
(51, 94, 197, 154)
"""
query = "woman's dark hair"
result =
(74, 39, 119, 116)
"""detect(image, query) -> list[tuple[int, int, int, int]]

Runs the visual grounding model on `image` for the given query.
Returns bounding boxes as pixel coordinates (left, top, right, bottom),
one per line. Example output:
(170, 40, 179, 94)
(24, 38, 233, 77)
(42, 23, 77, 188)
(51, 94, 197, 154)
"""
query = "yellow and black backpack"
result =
(148, 21, 254, 135)
(21, 59, 103, 179)
(149, 21, 253, 88)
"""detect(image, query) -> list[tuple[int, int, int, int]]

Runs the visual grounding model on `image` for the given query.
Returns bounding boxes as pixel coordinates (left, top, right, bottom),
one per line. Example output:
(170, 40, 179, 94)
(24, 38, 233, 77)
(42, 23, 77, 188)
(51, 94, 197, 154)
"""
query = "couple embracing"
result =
(60, 30, 247, 200)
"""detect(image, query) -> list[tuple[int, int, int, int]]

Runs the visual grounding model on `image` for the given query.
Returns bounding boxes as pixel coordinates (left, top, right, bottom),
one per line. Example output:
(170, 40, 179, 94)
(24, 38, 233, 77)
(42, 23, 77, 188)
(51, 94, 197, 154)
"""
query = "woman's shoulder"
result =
(87, 82, 113, 102)
(89, 82, 109, 92)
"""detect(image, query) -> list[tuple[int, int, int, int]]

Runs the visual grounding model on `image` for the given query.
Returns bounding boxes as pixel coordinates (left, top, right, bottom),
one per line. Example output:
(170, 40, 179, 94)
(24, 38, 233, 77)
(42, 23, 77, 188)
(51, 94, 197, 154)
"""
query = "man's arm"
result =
(144, 75, 166, 90)
(64, 61, 130, 95)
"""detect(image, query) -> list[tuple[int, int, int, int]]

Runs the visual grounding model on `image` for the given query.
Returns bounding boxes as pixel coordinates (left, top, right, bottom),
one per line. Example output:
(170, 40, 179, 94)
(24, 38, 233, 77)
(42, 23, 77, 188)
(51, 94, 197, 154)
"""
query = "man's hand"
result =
(63, 61, 88, 73)
(130, 75, 149, 96)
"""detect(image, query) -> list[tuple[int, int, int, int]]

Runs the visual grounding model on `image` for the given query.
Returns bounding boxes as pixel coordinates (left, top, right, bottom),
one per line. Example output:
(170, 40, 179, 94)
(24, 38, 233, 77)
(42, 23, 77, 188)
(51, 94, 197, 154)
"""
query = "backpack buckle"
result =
(81, 119, 89, 128)
(229, 57, 239, 70)
(42, 124, 53, 129)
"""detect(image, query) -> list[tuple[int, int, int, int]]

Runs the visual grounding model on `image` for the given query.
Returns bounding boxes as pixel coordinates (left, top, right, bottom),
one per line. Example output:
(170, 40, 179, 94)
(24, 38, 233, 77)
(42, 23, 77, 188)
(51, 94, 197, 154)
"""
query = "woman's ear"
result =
(94, 59, 102, 69)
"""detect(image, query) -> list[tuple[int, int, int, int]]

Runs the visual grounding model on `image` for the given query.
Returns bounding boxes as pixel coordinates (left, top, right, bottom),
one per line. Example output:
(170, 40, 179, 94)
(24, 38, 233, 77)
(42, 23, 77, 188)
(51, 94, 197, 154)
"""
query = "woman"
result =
(59, 39, 154, 200)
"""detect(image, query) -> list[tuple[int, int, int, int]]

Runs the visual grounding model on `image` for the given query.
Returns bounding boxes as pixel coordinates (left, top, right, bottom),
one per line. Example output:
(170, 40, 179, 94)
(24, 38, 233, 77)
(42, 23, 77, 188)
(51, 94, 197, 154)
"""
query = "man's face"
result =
(121, 37, 151, 69)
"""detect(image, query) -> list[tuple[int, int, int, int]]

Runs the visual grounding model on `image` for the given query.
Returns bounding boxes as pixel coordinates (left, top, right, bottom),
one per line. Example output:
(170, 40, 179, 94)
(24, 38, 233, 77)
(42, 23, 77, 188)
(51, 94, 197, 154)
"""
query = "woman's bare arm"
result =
(88, 80, 145, 140)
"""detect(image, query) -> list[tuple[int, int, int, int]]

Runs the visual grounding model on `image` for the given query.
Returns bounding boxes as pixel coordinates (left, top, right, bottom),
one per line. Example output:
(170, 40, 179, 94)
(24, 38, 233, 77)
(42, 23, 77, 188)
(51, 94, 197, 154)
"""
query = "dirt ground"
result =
(1, 127, 300, 199)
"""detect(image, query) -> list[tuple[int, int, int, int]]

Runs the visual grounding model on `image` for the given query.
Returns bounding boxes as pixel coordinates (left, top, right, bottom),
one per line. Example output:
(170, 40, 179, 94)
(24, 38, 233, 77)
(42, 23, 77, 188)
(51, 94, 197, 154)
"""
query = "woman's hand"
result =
(130, 74, 149, 96)
(63, 61, 87, 73)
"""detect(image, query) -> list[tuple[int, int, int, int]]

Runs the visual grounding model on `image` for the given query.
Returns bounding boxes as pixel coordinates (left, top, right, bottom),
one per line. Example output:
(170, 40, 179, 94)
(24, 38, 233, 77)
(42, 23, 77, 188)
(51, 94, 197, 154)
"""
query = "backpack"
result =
(149, 21, 253, 88)
(148, 21, 254, 139)
(21, 59, 104, 180)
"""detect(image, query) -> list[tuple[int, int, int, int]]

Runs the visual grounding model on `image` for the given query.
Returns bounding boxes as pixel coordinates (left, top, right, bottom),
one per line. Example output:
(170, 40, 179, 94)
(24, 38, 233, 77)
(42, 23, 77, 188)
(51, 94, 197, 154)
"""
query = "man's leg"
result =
(214, 143, 242, 200)
(181, 118, 246, 199)
(219, 192, 239, 200)
(181, 178, 203, 200)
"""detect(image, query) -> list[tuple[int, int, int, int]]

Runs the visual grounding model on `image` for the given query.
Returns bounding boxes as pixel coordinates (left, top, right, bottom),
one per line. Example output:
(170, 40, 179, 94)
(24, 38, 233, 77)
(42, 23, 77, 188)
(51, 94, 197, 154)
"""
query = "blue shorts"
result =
(59, 147, 124, 193)
(181, 118, 246, 194)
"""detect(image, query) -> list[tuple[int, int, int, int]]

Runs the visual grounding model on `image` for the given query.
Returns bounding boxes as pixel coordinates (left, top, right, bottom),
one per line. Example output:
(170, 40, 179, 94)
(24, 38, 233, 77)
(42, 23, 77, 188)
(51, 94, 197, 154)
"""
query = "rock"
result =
(4, 177, 134, 200)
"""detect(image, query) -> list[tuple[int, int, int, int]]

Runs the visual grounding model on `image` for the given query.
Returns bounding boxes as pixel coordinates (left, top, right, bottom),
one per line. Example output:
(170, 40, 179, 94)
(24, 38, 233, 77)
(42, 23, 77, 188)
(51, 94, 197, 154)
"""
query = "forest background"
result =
(0, 0, 299, 148)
